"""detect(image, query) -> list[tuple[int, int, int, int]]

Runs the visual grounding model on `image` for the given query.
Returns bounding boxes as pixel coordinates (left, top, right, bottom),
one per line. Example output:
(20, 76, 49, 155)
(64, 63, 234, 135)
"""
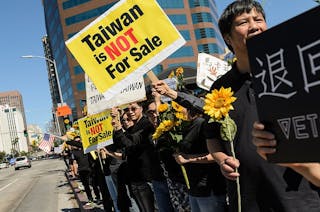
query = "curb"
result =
(65, 172, 94, 212)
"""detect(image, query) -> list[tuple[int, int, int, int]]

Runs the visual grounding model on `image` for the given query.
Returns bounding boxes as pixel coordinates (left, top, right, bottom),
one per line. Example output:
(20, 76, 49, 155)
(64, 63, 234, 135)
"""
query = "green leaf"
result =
(220, 116, 237, 142)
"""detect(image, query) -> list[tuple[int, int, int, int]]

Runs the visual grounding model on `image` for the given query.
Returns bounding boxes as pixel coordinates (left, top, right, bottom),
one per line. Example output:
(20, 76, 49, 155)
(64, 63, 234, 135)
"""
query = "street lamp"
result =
(21, 55, 63, 103)
(21, 55, 63, 136)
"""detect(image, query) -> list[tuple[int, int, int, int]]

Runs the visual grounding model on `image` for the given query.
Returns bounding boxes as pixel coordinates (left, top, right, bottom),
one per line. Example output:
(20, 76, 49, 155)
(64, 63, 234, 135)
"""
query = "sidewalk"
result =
(65, 172, 105, 212)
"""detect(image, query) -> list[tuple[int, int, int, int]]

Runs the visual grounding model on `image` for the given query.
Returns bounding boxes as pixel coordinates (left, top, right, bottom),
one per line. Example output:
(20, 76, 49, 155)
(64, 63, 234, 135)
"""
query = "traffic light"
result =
(23, 130, 28, 137)
(63, 116, 72, 130)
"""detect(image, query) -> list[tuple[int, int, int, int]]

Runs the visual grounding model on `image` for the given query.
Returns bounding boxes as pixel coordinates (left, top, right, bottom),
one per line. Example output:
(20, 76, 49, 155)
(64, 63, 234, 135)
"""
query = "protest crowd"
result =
(60, 1, 320, 212)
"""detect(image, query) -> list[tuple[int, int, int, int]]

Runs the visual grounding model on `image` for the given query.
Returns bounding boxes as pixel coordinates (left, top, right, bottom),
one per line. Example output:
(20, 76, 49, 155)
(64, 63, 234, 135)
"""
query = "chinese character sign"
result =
(196, 53, 231, 91)
(66, 0, 186, 101)
(247, 5, 320, 163)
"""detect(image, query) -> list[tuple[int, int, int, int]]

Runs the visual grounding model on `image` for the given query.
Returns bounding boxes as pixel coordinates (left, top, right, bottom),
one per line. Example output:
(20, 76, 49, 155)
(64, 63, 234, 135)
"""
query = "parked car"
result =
(0, 162, 9, 169)
(14, 156, 31, 170)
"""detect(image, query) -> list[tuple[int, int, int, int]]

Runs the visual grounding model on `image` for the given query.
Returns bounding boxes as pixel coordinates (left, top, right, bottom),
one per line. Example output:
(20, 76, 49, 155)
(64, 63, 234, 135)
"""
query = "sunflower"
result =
(175, 67, 184, 77)
(152, 120, 175, 139)
(158, 103, 169, 113)
(203, 87, 237, 120)
(175, 111, 188, 121)
(171, 101, 184, 112)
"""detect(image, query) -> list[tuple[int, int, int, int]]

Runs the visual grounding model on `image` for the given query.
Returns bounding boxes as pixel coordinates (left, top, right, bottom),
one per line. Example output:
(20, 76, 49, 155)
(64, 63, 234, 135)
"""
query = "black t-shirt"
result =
(113, 116, 156, 182)
(179, 117, 226, 197)
(206, 64, 320, 212)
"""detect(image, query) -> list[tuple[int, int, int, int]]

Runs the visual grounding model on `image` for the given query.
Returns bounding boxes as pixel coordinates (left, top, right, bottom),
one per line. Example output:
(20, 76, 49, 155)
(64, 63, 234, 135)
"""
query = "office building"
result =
(0, 91, 27, 128)
(0, 105, 29, 154)
(42, 0, 225, 120)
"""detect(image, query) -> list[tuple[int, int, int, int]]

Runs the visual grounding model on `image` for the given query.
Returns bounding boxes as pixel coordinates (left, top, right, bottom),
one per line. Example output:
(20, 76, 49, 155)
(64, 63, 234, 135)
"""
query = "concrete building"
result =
(0, 91, 28, 128)
(41, 0, 225, 120)
(0, 105, 29, 154)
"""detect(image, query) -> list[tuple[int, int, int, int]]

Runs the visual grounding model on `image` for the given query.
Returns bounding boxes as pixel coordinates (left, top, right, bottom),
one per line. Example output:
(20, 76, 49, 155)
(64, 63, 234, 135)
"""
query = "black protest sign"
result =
(247, 6, 320, 163)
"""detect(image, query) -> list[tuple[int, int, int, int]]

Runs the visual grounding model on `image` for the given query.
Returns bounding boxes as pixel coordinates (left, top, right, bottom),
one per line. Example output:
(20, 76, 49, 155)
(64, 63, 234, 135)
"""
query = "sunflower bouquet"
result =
(152, 100, 191, 188)
(153, 66, 187, 142)
(203, 87, 241, 212)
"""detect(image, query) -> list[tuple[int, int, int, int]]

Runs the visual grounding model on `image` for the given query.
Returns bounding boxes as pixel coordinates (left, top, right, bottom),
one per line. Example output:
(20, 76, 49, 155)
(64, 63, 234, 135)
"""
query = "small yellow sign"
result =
(78, 110, 113, 153)
(66, 0, 185, 101)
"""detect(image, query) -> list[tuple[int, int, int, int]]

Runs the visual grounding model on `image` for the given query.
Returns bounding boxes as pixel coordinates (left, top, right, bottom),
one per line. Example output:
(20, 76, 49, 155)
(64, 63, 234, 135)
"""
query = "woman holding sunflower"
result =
(152, 85, 227, 212)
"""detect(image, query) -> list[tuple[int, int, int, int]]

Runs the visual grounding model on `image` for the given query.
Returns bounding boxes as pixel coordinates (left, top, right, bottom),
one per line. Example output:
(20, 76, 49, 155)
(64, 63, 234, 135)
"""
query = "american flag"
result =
(39, 133, 55, 153)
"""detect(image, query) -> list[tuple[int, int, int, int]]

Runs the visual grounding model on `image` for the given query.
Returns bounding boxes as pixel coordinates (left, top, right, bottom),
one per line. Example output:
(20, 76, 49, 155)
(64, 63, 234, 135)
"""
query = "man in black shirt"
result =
(112, 101, 155, 212)
(153, 1, 320, 211)
(205, 1, 320, 211)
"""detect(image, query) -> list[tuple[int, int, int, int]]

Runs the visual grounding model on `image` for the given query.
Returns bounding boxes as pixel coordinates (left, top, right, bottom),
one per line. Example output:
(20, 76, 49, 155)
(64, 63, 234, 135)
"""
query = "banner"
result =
(196, 53, 231, 91)
(85, 74, 146, 115)
(248, 6, 320, 162)
(78, 110, 114, 154)
(66, 0, 186, 101)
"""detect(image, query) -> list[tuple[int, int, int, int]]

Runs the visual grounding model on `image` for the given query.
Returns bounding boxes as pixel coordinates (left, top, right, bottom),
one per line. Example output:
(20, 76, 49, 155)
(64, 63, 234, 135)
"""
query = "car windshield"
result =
(16, 157, 26, 161)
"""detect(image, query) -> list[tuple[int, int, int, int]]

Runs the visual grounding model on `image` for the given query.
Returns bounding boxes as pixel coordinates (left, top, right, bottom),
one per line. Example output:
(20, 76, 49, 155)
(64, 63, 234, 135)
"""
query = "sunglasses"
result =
(127, 106, 140, 112)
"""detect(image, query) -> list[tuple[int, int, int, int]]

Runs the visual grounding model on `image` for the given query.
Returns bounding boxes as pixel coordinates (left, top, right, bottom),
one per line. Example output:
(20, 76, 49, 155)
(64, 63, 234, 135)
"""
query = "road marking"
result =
(0, 179, 18, 192)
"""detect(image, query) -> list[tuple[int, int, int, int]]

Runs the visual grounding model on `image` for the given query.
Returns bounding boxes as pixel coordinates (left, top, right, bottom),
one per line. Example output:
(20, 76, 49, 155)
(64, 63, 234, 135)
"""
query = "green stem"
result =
(230, 141, 241, 212)
(227, 119, 241, 212)
(180, 165, 190, 189)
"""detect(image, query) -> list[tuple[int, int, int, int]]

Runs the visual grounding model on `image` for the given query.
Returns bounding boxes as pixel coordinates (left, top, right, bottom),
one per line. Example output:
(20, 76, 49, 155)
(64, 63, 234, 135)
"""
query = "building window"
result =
(157, 0, 184, 8)
(68, 32, 78, 39)
(152, 65, 163, 75)
(189, 0, 209, 8)
(191, 12, 212, 24)
(194, 28, 216, 39)
(168, 14, 188, 25)
(76, 82, 86, 91)
(198, 43, 222, 54)
(63, 0, 91, 10)
(74, 66, 84, 75)
(180, 30, 191, 40)
(65, 3, 115, 26)
(169, 46, 194, 58)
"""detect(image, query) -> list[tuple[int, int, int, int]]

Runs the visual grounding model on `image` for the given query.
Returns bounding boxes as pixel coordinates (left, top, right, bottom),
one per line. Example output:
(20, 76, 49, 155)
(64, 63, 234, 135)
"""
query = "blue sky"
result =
(0, 0, 318, 132)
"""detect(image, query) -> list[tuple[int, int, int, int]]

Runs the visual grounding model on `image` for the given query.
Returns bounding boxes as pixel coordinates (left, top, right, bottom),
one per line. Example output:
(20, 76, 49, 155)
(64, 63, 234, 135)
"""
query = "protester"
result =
(111, 101, 156, 212)
(174, 107, 227, 212)
(146, 98, 175, 212)
(151, 86, 227, 211)
(67, 136, 97, 207)
(252, 121, 320, 188)
(204, 1, 320, 211)
(88, 150, 114, 211)
(61, 142, 70, 171)
(153, 1, 320, 211)
(108, 108, 140, 212)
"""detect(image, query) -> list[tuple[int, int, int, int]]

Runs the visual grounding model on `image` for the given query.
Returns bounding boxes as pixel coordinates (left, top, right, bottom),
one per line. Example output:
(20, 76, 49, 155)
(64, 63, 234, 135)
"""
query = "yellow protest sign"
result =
(65, 0, 186, 101)
(78, 110, 113, 154)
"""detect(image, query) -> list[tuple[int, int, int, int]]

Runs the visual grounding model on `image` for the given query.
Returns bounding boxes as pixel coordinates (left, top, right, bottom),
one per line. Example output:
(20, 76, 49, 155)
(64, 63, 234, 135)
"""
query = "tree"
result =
(0, 151, 6, 162)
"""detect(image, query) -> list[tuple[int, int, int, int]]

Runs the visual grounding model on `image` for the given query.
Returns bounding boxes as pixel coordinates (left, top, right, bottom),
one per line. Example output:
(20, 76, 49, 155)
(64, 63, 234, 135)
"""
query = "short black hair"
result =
(219, 0, 265, 53)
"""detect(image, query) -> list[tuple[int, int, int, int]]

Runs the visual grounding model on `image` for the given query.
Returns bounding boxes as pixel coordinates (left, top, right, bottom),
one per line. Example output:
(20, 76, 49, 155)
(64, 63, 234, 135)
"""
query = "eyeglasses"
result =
(127, 106, 140, 112)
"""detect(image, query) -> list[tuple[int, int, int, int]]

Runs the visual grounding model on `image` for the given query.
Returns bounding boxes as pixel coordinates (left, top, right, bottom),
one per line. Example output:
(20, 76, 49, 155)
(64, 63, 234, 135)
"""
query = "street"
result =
(0, 158, 79, 212)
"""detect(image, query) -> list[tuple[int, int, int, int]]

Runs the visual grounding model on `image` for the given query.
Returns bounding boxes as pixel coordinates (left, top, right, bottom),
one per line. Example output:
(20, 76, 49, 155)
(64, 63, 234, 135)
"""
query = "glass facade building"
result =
(42, 0, 225, 119)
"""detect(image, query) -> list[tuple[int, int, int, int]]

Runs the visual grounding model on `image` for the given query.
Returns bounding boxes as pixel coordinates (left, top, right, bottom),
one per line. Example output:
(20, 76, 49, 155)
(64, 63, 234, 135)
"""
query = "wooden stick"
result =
(146, 70, 159, 83)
